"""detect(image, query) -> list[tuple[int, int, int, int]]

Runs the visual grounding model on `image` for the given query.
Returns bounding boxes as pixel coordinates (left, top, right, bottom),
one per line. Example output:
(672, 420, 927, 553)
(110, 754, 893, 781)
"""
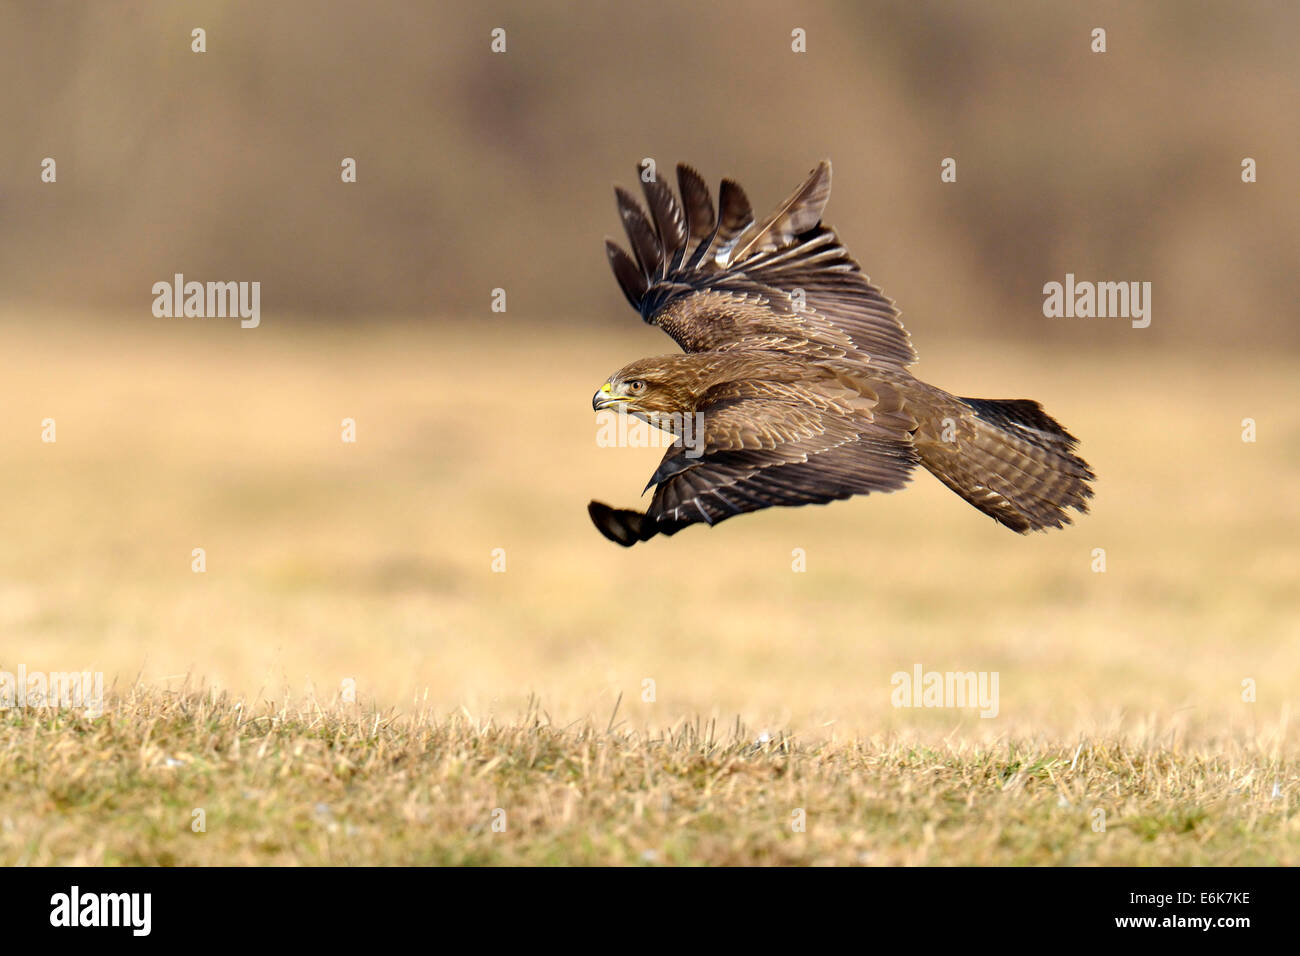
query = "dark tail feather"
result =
(919, 397, 1095, 533)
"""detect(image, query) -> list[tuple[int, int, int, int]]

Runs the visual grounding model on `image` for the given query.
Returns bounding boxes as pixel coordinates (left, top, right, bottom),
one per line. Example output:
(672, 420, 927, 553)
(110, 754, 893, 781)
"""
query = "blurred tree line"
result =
(2, 0, 1295, 346)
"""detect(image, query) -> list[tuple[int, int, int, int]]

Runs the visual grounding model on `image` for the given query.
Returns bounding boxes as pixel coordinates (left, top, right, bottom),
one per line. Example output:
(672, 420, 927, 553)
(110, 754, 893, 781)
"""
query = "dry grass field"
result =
(1, 313, 1297, 865)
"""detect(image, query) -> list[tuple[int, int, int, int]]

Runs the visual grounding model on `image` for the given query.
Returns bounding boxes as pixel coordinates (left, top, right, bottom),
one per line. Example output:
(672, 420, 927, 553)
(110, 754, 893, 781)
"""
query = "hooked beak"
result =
(592, 382, 628, 411)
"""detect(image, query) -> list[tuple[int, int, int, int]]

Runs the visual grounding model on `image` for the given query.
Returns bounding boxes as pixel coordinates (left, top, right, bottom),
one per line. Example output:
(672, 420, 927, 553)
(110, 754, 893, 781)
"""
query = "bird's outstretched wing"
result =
(587, 378, 919, 546)
(605, 161, 917, 369)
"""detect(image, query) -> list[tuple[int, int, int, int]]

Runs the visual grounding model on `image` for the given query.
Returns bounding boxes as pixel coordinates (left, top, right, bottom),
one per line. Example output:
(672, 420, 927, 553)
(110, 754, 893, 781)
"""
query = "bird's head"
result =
(592, 357, 694, 418)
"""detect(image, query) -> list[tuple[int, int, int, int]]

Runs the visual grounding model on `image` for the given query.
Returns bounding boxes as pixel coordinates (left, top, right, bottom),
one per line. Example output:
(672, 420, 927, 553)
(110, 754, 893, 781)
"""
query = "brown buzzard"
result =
(589, 160, 1093, 546)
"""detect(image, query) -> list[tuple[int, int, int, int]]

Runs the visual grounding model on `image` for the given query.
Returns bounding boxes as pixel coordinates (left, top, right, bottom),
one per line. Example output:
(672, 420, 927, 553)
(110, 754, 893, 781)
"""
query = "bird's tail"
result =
(916, 396, 1094, 533)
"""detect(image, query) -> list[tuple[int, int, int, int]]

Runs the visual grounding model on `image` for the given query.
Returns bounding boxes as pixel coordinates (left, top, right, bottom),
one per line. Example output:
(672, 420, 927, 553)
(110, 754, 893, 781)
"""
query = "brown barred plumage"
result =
(590, 161, 1094, 546)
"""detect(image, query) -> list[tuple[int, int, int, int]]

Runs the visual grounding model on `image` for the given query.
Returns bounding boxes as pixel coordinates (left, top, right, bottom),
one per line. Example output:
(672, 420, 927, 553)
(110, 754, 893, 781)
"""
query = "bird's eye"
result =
(628, 380, 646, 393)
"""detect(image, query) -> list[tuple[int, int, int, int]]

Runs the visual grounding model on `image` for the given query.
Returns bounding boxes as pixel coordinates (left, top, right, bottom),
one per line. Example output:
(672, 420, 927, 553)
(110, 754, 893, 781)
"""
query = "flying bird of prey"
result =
(589, 160, 1093, 546)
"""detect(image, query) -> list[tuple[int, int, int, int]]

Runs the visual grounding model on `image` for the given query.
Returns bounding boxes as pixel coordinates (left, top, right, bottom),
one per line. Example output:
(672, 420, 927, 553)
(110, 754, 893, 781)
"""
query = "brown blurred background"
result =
(2, 0, 1297, 345)
(0, 2, 1297, 737)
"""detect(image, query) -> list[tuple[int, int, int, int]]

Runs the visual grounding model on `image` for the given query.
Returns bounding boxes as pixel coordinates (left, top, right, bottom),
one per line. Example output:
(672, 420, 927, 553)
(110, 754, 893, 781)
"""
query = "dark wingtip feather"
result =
(676, 164, 716, 245)
(614, 187, 663, 280)
(640, 175, 687, 265)
(712, 179, 755, 260)
(588, 500, 650, 546)
(605, 239, 647, 311)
